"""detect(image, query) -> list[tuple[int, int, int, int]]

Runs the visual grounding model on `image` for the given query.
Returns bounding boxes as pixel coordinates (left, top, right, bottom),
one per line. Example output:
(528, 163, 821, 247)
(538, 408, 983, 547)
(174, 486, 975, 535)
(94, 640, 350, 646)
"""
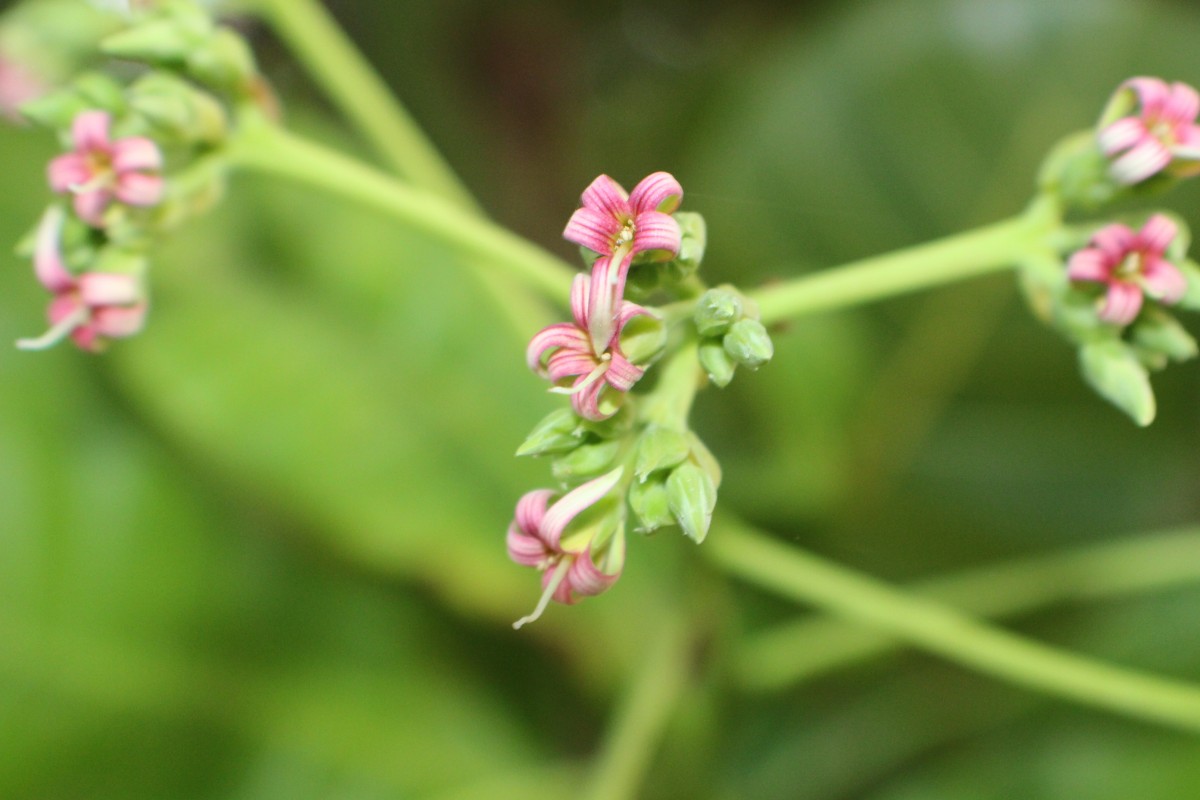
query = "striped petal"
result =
(579, 174, 630, 218)
(73, 189, 112, 227)
(114, 171, 164, 206)
(110, 136, 163, 172)
(1163, 81, 1200, 127)
(32, 206, 74, 293)
(628, 171, 682, 214)
(79, 272, 140, 306)
(71, 109, 111, 152)
(1066, 248, 1113, 284)
(1135, 214, 1177, 256)
(631, 210, 682, 259)
(564, 206, 620, 254)
(539, 467, 623, 549)
(564, 548, 620, 598)
(1109, 137, 1172, 184)
(527, 322, 588, 373)
(1098, 280, 1143, 326)
(604, 350, 645, 392)
(1141, 257, 1187, 304)
(90, 303, 146, 338)
(1090, 224, 1136, 260)
(47, 152, 91, 193)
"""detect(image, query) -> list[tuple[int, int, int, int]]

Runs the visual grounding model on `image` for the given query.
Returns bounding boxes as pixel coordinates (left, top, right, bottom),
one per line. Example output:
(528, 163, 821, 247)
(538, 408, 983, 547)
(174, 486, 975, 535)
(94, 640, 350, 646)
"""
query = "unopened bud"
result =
(666, 461, 717, 544)
(551, 439, 620, 482)
(634, 425, 690, 481)
(723, 318, 773, 369)
(1132, 308, 1198, 363)
(694, 287, 742, 337)
(699, 340, 736, 387)
(186, 28, 257, 92)
(1079, 339, 1156, 426)
(516, 407, 587, 457)
(672, 211, 707, 273)
(629, 476, 674, 533)
(100, 18, 207, 63)
(129, 72, 227, 144)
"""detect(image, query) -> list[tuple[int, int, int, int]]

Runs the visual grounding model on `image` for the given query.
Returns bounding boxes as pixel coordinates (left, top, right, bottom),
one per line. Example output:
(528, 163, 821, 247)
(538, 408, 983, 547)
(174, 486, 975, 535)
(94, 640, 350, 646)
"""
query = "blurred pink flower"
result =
(0, 54, 47, 122)
(507, 467, 625, 629)
(1098, 77, 1200, 185)
(47, 110, 164, 227)
(527, 272, 654, 421)
(1067, 214, 1187, 326)
(16, 207, 146, 352)
(564, 173, 682, 351)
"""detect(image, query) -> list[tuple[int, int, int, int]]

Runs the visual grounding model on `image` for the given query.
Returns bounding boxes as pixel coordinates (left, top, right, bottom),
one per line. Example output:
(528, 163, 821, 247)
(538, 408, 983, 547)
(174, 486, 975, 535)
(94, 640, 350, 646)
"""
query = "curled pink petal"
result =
(71, 110, 111, 151)
(47, 153, 90, 193)
(564, 549, 620, 597)
(1100, 77, 1200, 185)
(538, 467, 623, 550)
(33, 207, 74, 293)
(1110, 138, 1172, 184)
(571, 376, 607, 421)
(564, 207, 621, 254)
(73, 189, 113, 228)
(1066, 248, 1113, 283)
(1135, 214, 1177, 254)
(115, 172, 165, 207)
(579, 175, 630, 218)
(631, 210, 682, 258)
(110, 137, 163, 172)
(1098, 118, 1146, 155)
(629, 171, 683, 214)
(1141, 257, 1188, 304)
(1090, 224, 1136, 259)
(603, 352, 644, 392)
(78, 273, 140, 306)
(1164, 82, 1200, 126)
(1099, 280, 1144, 325)
(526, 323, 589, 373)
(90, 304, 146, 338)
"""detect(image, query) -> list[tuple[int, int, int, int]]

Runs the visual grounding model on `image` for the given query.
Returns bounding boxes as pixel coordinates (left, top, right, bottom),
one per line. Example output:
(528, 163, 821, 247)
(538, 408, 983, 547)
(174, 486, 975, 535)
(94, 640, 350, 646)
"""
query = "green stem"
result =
(737, 524, 1200, 691)
(229, 118, 575, 307)
(708, 517, 1200, 734)
(639, 338, 701, 429)
(750, 199, 1060, 325)
(582, 609, 691, 800)
(246, 0, 476, 210)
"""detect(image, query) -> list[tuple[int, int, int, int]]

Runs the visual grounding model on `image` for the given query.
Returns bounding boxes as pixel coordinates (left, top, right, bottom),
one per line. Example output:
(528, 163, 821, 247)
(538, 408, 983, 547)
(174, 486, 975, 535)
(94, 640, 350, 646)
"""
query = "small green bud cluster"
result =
(694, 286, 774, 387)
(629, 425, 721, 543)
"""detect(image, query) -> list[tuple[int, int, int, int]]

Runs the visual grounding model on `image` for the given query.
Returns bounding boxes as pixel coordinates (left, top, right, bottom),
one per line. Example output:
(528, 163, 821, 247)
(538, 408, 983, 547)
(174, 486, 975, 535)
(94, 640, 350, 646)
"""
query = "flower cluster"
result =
(14, 1, 260, 352)
(1024, 76, 1200, 426)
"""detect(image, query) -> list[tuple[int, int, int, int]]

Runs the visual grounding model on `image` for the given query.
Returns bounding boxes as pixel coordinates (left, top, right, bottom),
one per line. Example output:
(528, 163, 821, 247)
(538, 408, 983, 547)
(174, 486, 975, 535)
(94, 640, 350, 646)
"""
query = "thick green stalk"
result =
(582, 609, 691, 800)
(737, 524, 1200, 690)
(750, 200, 1059, 325)
(708, 517, 1200, 734)
(246, 0, 476, 210)
(229, 119, 574, 307)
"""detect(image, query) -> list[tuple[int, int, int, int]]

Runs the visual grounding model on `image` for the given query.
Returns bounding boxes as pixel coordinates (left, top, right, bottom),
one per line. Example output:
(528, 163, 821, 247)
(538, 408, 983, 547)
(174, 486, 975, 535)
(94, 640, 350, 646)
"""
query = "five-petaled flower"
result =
(1098, 77, 1200, 185)
(527, 272, 655, 421)
(1067, 214, 1187, 326)
(563, 172, 683, 352)
(507, 467, 625, 629)
(47, 109, 164, 227)
(16, 207, 147, 352)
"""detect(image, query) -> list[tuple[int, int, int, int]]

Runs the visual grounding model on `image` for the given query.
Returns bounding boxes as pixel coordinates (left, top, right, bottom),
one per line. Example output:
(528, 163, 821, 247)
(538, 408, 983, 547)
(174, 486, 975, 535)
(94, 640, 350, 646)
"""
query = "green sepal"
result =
(699, 339, 736, 387)
(515, 408, 588, 457)
(634, 425, 691, 481)
(619, 313, 667, 365)
(629, 476, 674, 534)
(185, 28, 258, 92)
(1175, 259, 1200, 312)
(666, 461, 717, 544)
(551, 439, 621, 482)
(100, 18, 208, 63)
(1078, 340, 1156, 426)
(1037, 129, 1121, 211)
(672, 211, 707, 272)
(723, 318, 774, 369)
(128, 72, 227, 145)
(20, 86, 90, 129)
(1131, 308, 1198, 364)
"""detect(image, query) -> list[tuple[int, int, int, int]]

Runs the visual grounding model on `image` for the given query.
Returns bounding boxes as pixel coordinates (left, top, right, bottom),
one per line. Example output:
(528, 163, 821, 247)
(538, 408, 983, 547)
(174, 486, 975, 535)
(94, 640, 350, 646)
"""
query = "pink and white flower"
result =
(527, 271, 655, 421)
(47, 110, 164, 227)
(507, 467, 625, 629)
(1097, 77, 1200, 185)
(1067, 214, 1187, 326)
(16, 207, 147, 352)
(564, 173, 683, 352)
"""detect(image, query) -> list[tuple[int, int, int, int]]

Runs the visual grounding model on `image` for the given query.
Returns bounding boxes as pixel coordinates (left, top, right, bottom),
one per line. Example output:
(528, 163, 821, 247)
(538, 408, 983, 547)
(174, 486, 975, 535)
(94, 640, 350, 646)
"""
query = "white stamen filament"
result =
(16, 305, 89, 351)
(548, 356, 611, 396)
(513, 558, 572, 630)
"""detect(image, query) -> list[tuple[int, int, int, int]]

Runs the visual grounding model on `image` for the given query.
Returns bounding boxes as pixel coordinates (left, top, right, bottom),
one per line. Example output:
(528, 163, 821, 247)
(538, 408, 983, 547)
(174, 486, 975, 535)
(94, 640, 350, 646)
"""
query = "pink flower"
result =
(1067, 214, 1187, 326)
(564, 173, 683, 352)
(16, 207, 147, 352)
(1097, 77, 1200, 185)
(507, 467, 625, 629)
(47, 110, 164, 227)
(527, 272, 654, 421)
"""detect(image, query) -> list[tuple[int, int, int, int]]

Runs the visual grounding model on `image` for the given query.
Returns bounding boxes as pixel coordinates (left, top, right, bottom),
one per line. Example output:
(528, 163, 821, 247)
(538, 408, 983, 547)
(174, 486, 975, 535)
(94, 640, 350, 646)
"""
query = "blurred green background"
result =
(3, 0, 1200, 797)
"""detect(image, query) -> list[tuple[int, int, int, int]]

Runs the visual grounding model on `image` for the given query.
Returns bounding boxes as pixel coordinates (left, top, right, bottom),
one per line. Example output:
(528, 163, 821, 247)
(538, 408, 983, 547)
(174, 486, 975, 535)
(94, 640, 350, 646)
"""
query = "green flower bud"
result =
(73, 72, 127, 114)
(1175, 259, 1200, 312)
(1037, 129, 1121, 211)
(1131, 308, 1198, 364)
(666, 461, 717, 544)
(1079, 340, 1156, 426)
(129, 72, 227, 144)
(551, 439, 621, 483)
(686, 431, 723, 489)
(634, 425, 691, 481)
(20, 86, 90, 129)
(628, 476, 674, 533)
(699, 340, 736, 387)
(723, 319, 774, 369)
(672, 211, 707, 272)
(694, 287, 742, 337)
(100, 18, 208, 63)
(186, 28, 258, 92)
(516, 407, 587, 457)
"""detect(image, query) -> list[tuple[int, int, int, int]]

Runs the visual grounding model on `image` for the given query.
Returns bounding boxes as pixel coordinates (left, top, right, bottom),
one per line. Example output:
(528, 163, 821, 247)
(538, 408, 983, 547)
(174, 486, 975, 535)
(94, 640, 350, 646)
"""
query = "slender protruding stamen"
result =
(512, 558, 572, 630)
(16, 305, 89, 350)
(548, 356, 610, 396)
